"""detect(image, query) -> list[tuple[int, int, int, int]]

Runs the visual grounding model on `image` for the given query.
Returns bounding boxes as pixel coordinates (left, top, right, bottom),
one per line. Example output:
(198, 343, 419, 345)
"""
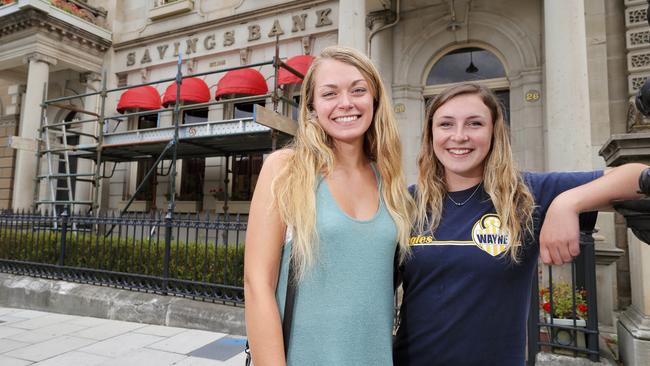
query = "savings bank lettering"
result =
(126, 8, 333, 67)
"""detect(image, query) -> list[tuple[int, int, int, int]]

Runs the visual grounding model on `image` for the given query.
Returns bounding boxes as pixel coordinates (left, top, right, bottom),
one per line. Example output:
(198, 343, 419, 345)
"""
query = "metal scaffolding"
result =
(31, 50, 304, 219)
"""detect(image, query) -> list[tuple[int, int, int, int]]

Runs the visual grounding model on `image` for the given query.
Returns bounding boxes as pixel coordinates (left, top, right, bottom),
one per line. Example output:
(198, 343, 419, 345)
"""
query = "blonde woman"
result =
(244, 46, 412, 366)
(393, 83, 646, 366)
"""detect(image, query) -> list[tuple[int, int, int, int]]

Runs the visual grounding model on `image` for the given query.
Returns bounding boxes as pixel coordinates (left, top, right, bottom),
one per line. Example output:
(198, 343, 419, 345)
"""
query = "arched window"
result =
(424, 47, 510, 123)
(427, 47, 505, 84)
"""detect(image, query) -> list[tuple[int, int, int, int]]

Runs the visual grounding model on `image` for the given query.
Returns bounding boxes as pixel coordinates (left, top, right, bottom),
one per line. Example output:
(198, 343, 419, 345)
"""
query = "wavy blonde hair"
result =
(272, 46, 413, 281)
(415, 83, 534, 261)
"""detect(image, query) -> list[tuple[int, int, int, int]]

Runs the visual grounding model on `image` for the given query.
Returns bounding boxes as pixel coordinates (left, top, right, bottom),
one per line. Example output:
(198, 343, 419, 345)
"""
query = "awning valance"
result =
(162, 77, 210, 107)
(278, 55, 314, 86)
(215, 68, 268, 99)
(116, 86, 161, 114)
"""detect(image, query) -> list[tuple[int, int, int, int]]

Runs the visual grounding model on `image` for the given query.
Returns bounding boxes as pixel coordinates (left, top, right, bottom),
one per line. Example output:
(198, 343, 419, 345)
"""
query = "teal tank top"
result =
(276, 169, 398, 365)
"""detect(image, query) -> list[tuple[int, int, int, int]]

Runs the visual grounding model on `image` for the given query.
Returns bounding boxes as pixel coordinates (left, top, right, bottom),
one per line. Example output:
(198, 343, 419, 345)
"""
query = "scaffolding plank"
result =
(253, 105, 298, 136)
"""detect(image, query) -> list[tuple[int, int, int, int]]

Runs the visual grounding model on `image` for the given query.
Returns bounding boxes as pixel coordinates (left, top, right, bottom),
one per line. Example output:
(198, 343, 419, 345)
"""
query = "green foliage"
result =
(540, 283, 588, 320)
(0, 228, 244, 287)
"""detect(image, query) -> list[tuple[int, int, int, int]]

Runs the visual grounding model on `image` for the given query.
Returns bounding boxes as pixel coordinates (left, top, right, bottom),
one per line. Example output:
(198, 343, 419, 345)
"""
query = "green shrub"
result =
(0, 228, 244, 287)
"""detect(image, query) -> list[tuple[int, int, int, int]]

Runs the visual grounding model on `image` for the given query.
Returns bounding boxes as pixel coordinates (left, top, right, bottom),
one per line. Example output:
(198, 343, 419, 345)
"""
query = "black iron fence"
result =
(0, 210, 246, 305)
(0, 210, 603, 360)
(527, 230, 599, 364)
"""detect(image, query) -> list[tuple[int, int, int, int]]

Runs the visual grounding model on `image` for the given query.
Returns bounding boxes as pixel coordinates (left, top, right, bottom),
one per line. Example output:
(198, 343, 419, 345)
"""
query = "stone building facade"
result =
(0, 0, 649, 364)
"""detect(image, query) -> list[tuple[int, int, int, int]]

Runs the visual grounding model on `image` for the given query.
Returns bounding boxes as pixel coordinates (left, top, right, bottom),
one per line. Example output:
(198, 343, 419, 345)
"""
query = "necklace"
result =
(447, 183, 482, 206)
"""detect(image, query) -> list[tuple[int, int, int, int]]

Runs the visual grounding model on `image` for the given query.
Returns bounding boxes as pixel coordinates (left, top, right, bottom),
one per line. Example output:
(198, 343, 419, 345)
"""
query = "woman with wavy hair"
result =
(244, 46, 412, 366)
(393, 83, 646, 366)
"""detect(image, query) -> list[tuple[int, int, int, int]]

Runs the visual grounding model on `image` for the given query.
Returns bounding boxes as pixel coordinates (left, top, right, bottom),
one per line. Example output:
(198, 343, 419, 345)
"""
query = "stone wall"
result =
(0, 115, 17, 210)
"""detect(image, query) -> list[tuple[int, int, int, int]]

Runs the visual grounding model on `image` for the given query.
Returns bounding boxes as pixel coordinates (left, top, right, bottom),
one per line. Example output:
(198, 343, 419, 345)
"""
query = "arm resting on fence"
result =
(540, 163, 648, 265)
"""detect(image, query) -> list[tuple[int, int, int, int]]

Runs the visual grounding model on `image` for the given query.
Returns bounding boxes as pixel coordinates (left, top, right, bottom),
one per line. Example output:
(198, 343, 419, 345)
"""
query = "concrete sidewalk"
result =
(0, 307, 247, 366)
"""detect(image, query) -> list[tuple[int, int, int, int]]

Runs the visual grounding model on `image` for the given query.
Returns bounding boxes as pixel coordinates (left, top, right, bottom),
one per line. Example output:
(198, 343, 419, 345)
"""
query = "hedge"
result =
(0, 229, 244, 287)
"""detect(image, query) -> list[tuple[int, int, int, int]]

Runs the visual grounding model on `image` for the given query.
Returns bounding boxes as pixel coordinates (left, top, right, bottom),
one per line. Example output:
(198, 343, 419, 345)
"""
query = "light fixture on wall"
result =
(466, 51, 478, 73)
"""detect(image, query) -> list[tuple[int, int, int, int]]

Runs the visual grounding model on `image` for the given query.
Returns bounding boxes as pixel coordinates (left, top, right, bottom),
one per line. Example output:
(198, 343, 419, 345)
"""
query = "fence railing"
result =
(0, 210, 246, 305)
(527, 230, 599, 364)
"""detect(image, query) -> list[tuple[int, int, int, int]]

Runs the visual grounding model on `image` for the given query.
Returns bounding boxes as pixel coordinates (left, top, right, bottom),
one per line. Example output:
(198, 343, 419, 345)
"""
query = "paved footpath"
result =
(0, 307, 247, 366)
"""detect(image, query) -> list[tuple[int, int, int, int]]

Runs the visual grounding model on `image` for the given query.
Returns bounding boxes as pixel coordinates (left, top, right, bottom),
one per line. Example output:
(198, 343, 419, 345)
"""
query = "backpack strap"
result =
(282, 257, 297, 355)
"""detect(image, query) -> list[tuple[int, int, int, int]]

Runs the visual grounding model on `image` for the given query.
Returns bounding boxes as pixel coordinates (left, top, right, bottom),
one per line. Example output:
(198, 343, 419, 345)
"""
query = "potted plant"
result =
(540, 283, 588, 351)
(540, 283, 588, 326)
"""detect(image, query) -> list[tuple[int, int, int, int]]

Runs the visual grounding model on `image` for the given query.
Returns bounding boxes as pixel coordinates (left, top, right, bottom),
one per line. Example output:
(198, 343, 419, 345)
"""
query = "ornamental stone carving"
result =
(627, 100, 650, 132)
(630, 75, 650, 94)
(627, 29, 650, 49)
(626, 6, 648, 28)
(631, 52, 650, 70)
(22, 52, 57, 67)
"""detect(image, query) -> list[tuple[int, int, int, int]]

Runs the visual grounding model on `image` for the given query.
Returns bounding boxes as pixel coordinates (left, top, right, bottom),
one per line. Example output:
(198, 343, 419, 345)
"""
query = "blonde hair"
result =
(415, 83, 534, 261)
(272, 46, 413, 281)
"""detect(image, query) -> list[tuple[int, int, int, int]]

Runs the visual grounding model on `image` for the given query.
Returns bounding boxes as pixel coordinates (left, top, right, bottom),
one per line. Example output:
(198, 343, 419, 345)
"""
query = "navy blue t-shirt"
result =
(394, 171, 602, 366)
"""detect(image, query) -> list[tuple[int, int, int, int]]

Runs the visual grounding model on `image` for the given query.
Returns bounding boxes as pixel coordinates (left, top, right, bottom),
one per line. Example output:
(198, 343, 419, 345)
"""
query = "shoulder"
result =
(522, 171, 602, 188)
(265, 148, 294, 164)
(522, 170, 603, 207)
(262, 149, 295, 174)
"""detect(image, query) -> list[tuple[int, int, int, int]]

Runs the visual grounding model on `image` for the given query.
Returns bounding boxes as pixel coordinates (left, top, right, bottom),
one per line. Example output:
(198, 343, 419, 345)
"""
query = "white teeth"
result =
(449, 149, 471, 155)
(334, 116, 358, 123)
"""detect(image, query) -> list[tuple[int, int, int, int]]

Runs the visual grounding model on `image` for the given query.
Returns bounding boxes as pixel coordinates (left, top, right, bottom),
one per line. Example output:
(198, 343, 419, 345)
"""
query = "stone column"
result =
(75, 72, 102, 214)
(618, 232, 650, 365)
(337, 0, 366, 52)
(607, 3, 650, 365)
(367, 10, 394, 99)
(392, 84, 423, 183)
(543, 0, 593, 171)
(12, 53, 56, 211)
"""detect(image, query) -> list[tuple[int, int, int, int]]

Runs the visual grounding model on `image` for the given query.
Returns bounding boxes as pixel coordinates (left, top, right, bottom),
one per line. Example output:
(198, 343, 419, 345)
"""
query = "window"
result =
(425, 47, 510, 124)
(178, 106, 208, 201)
(150, 0, 193, 20)
(225, 98, 266, 201)
(154, 0, 181, 6)
(427, 47, 505, 85)
(183, 108, 208, 124)
(281, 83, 301, 121)
(117, 73, 127, 88)
(133, 113, 158, 201)
(231, 154, 263, 201)
(234, 100, 257, 119)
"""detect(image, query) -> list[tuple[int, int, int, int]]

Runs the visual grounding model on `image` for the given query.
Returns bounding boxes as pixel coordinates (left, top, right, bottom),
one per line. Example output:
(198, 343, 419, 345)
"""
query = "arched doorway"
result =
(424, 47, 510, 123)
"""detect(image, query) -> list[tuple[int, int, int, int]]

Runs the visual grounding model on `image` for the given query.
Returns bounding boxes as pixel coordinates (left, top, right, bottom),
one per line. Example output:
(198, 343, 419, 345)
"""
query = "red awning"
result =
(278, 55, 314, 86)
(162, 77, 210, 107)
(116, 86, 161, 114)
(215, 68, 268, 99)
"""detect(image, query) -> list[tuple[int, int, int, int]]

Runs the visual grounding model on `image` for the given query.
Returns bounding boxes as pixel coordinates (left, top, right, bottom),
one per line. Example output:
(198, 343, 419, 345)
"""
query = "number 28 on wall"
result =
(525, 90, 540, 102)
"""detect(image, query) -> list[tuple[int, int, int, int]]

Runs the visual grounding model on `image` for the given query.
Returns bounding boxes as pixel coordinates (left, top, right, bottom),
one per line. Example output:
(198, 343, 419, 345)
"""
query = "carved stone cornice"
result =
(79, 71, 102, 85)
(22, 52, 58, 66)
(599, 131, 650, 167)
(0, 8, 111, 53)
(366, 9, 395, 30)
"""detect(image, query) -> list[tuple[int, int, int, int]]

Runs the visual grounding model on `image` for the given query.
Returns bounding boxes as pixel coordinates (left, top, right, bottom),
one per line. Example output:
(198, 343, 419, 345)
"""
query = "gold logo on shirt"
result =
(471, 214, 510, 256)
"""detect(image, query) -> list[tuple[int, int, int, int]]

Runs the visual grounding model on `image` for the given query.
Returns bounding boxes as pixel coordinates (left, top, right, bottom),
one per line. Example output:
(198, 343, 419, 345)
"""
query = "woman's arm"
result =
(244, 150, 292, 366)
(540, 163, 648, 265)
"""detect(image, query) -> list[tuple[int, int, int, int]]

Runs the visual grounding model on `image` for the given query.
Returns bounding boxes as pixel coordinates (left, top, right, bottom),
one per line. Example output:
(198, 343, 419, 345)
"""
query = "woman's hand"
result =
(539, 191, 580, 265)
(539, 163, 648, 265)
